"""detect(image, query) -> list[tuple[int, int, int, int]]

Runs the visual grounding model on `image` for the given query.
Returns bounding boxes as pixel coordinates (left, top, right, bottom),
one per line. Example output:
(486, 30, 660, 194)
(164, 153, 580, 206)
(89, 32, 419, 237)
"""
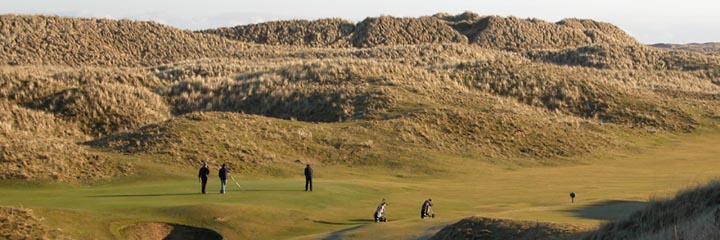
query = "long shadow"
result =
(564, 200, 648, 221)
(88, 193, 200, 198)
(321, 225, 367, 240)
(312, 220, 359, 226)
(348, 219, 374, 223)
(228, 189, 305, 192)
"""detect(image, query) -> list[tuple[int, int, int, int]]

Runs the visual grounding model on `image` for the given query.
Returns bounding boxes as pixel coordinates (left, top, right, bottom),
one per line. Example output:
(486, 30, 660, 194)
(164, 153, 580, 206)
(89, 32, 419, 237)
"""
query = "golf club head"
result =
(431, 213, 435, 218)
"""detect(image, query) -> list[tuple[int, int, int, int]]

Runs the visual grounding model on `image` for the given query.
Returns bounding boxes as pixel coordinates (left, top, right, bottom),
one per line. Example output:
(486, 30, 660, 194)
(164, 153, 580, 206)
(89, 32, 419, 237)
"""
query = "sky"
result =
(1, 0, 718, 44)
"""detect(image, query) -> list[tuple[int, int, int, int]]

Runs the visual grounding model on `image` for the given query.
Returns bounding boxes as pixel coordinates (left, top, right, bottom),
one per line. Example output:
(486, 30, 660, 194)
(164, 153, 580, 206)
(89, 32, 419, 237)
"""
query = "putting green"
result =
(1, 128, 719, 239)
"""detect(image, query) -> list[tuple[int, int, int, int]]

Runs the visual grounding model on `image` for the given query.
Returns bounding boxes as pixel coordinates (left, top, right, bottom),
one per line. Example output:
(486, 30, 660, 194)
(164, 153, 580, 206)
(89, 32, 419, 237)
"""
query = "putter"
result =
(230, 176, 242, 189)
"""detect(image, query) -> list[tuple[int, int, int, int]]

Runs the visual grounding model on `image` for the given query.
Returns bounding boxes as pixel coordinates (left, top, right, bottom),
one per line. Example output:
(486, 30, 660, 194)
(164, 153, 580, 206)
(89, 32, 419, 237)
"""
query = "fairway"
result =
(1, 127, 719, 239)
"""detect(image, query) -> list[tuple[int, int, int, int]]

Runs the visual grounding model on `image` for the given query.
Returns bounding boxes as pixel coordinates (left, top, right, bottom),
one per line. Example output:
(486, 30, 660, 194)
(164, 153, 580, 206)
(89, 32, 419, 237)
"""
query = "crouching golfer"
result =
(304, 164, 313, 191)
(198, 162, 210, 194)
(374, 200, 387, 222)
(421, 198, 434, 219)
(219, 164, 229, 194)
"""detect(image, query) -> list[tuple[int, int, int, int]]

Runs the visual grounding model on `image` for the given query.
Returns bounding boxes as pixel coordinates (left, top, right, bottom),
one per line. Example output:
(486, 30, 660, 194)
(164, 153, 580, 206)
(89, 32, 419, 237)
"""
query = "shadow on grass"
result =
(348, 219, 374, 222)
(564, 200, 648, 221)
(228, 189, 305, 192)
(312, 220, 359, 226)
(321, 225, 367, 240)
(89, 193, 201, 198)
(312, 218, 374, 226)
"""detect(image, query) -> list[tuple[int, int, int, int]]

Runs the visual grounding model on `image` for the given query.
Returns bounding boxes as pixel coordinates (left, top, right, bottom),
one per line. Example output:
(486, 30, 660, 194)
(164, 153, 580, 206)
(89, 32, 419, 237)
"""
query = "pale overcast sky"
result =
(1, 0, 718, 44)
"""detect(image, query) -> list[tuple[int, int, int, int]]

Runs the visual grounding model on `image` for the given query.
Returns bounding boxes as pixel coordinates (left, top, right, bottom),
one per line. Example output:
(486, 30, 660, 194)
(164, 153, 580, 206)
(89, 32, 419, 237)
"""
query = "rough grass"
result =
(430, 217, 588, 240)
(652, 42, 720, 55)
(27, 83, 171, 136)
(199, 18, 355, 48)
(0, 15, 719, 181)
(0, 207, 50, 239)
(529, 43, 720, 71)
(351, 16, 468, 48)
(584, 181, 720, 240)
(0, 14, 263, 66)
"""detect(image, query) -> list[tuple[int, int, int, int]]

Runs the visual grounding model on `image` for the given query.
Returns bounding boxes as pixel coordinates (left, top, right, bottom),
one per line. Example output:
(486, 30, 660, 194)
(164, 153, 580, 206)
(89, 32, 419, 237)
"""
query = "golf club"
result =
(230, 175, 242, 189)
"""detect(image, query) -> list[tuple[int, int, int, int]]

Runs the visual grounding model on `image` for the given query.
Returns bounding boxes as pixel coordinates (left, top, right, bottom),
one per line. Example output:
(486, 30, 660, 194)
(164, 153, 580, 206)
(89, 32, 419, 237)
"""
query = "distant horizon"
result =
(1, 0, 718, 44)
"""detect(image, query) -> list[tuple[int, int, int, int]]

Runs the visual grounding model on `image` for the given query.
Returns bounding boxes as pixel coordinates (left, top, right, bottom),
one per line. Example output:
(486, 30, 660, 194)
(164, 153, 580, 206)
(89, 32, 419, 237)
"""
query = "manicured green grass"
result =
(2, 127, 719, 239)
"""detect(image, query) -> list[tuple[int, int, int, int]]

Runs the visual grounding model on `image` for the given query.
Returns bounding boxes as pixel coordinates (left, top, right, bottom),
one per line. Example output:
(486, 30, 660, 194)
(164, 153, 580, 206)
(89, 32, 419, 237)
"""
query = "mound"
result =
(121, 222, 222, 240)
(28, 83, 170, 136)
(457, 60, 708, 131)
(557, 18, 638, 45)
(0, 100, 85, 140)
(430, 217, 587, 240)
(437, 14, 636, 51)
(0, 207, 49, 240)
(0, 101, 130, 182)
(584, 181, 720, 240)
(1, 66, 167, 104)
(0, 15, 255, 66)
(159, 60, 398, 122)
(199, 18, 354, 48)
(528, 44, 720, 71)
(0, 131, 129, 182)
(351, 16, 468, 48)
(652, 42, 720, 54)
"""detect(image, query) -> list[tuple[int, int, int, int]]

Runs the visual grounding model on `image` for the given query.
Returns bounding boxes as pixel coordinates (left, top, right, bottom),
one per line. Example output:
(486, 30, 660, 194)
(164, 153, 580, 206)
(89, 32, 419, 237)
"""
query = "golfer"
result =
(421, 198, 433, 219)
(198, 162, 210, 194)
(219, 164, 229, 194)
(374, 200, 387, 222)
(304, 164, 313, 191)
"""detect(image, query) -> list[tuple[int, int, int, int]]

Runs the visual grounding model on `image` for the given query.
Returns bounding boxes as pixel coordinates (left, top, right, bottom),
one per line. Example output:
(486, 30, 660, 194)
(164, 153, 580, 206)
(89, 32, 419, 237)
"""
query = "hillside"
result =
(430, 217, 587, 240)
(584, 181, 720, 240)
(652, 42, 720, 54)
(0, 15, 262, 66)
(199, 12, 637, 51)
(0, 14, 719, 182)
(0, 12, 719, 240)
(0, 207, 52, 239)
(199, 18, 355, 48)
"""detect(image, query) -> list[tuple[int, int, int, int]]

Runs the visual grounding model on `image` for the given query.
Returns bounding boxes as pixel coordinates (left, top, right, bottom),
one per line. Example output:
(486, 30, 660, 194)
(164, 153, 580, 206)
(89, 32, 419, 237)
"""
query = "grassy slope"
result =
(1, 126, 718, 239)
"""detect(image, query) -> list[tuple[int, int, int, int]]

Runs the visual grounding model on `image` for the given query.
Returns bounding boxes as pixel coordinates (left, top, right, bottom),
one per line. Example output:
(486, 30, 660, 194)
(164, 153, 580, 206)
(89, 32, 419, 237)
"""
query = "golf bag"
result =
(374, 212, 387, 222)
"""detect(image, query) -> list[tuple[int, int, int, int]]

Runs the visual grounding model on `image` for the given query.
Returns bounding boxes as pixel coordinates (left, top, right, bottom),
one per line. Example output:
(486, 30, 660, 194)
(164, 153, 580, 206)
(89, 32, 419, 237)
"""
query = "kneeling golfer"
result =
(421, 198, 434, 219)
(219, 164, 229, 194)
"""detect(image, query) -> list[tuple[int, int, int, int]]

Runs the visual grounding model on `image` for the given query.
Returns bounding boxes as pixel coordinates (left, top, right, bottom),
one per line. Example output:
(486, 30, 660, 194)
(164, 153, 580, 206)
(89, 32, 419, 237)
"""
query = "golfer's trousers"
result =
(305, 177, 312, 191)
(201, 177, 208, 194)
(220, 179, 227, 193)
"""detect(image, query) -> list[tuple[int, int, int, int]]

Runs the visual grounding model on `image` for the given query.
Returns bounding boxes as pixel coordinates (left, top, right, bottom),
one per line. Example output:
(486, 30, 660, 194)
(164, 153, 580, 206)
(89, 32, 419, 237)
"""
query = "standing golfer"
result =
(219, 164, 229, 194)
(304, 164, 313, 191)
(198, 162, 210, 194)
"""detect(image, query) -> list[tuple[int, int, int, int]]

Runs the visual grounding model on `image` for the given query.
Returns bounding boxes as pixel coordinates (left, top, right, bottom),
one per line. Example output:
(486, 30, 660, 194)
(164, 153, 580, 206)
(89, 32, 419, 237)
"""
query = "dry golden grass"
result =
(351, 16, 468, 47)
(199, 18, 355, 48)
(652, 42, 720, 55)
(0, 14, 718, 182)
(27, 83, 171, 136)
(436, 13, 636, 51)
(584, 181, 720, 240)
(0, 14, 263, 66)
(0, 101, 132, 181)
(0, 207, 49, 239)
(430, 216, 589, 240)
(529, 43, 720, 71)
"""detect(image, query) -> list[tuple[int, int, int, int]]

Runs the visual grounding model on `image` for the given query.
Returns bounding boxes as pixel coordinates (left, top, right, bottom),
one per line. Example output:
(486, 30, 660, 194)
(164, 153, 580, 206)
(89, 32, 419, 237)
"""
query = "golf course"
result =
(1, 126, 718, 239)
(1, 12, 720, 239)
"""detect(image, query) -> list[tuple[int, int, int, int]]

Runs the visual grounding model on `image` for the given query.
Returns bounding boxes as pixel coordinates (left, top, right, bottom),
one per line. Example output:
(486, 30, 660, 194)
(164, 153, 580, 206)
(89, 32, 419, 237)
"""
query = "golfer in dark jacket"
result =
(219, 164, 228, 194)
(304, 164, 313, 191)
(421, 198, 433, 219)
(198, 162, 210, 194)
